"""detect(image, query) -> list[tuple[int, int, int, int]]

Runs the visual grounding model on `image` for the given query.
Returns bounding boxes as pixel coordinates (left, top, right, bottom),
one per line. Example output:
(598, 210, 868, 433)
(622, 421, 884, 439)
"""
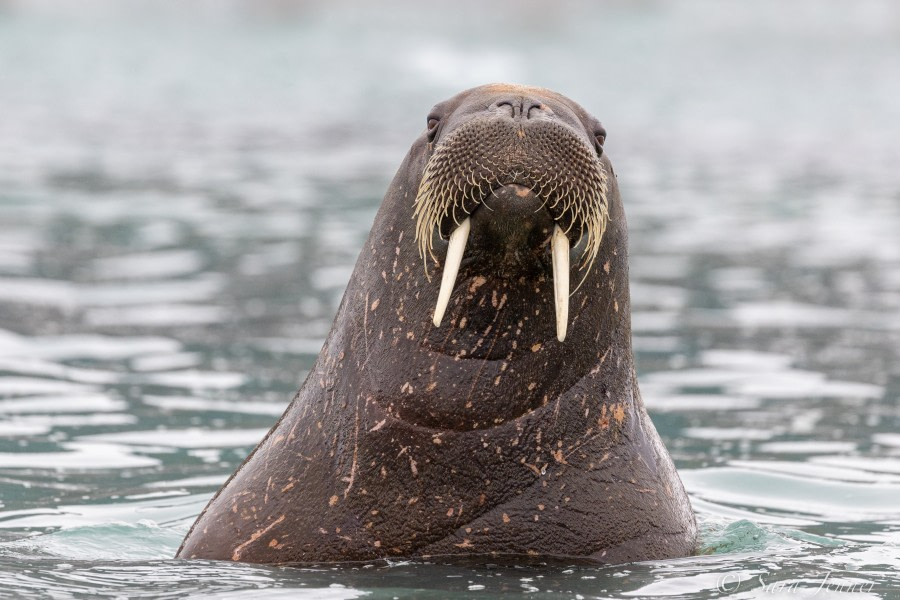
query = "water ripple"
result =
(1, 0, 899, 598)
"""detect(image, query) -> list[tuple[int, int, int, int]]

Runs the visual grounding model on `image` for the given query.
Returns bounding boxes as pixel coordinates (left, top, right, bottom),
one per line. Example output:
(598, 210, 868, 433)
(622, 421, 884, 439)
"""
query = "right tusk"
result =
(433, 217, 471, 327)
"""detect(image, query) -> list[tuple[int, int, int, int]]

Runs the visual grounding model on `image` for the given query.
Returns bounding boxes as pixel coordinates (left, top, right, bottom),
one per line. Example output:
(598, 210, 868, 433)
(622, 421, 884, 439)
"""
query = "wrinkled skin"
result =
(177, 84, 697, 564)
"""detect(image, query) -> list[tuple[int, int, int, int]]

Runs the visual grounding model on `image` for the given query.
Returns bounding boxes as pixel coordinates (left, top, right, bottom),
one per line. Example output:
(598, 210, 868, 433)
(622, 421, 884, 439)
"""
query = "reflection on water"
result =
(1, 0, 899, 597)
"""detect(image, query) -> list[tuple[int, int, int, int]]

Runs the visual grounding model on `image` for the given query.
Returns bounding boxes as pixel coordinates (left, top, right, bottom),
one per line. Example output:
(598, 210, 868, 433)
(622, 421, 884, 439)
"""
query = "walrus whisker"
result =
(563, 213, 578, 237)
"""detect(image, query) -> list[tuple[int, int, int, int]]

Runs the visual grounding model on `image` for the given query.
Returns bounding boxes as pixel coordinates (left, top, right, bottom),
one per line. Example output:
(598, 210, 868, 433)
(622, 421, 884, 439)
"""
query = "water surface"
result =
(1, 0, 899, 597)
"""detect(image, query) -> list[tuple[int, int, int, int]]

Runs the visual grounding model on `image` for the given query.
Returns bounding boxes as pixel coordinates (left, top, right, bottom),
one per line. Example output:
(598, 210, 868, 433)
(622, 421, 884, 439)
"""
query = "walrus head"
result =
(357, 83, 628, 431)
(413, 85, 610, 344)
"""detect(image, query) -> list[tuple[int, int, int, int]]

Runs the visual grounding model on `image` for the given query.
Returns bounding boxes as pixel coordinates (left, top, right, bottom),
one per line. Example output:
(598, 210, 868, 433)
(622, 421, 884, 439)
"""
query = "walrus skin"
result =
(177, 84, 697, 564)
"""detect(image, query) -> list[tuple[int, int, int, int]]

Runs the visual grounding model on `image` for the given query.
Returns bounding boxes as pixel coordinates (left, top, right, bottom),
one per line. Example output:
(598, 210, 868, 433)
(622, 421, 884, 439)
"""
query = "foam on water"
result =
(0, 442, 161, 470)
(78, 428, 270, 449)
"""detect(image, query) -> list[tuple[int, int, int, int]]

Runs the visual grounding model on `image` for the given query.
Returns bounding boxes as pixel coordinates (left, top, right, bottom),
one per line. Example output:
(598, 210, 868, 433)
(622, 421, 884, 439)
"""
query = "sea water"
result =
(0, 1, 898, 597)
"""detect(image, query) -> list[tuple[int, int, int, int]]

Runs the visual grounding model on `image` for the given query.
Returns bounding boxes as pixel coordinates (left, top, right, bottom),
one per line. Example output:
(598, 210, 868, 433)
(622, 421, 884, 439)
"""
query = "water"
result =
(1, 0, 899, 597)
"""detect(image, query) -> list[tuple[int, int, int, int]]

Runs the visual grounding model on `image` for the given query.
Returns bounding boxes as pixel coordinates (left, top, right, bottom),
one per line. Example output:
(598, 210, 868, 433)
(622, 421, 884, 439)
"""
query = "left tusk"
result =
(551, 224, 570, 342)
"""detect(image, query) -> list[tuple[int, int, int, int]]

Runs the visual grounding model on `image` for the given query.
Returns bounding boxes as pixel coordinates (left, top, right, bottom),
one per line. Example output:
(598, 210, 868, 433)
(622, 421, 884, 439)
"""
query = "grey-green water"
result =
(1, 1, 899, 597)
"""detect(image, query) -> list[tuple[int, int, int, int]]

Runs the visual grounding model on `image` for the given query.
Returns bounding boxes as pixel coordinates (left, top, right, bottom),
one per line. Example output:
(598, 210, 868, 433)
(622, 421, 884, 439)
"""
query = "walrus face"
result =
(413, 84, 610, 343)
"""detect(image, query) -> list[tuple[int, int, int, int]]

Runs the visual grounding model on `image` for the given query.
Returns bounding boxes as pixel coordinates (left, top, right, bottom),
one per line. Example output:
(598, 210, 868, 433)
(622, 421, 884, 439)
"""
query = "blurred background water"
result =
(1, 0, 899, 597)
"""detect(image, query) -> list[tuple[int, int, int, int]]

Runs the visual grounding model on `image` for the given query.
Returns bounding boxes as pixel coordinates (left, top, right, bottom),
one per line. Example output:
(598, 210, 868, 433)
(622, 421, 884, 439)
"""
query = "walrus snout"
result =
(470, 183, 555, 270)
(414, 112, 609, 341)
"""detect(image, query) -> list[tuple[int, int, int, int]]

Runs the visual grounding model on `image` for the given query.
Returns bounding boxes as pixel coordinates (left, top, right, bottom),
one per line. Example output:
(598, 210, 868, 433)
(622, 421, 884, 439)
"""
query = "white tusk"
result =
(433, 217, 471, 327)
(551, 224, 570, 342)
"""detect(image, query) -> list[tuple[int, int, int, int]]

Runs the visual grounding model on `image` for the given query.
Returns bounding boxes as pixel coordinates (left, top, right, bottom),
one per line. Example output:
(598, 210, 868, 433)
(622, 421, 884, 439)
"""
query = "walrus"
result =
(176, 83, 697, 564)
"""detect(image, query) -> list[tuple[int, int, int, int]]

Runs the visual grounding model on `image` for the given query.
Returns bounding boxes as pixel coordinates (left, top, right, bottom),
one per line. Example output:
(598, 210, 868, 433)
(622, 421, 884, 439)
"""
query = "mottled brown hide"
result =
(176, 84, 697, 565)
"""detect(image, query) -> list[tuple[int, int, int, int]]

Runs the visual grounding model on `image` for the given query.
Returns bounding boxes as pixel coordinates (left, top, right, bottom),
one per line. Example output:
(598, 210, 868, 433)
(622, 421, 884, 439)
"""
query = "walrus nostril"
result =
(495, 100, 515, 118)
(526, 103, 550, 119)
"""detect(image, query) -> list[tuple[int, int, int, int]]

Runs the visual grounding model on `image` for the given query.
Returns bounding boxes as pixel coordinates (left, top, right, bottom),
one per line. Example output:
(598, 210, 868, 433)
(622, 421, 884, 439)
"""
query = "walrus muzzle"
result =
(413, 116, 609, 342)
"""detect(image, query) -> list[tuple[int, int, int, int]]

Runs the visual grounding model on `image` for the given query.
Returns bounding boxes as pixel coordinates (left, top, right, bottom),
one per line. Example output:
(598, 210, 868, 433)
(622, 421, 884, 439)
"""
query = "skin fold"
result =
(176, 83, 697, 565)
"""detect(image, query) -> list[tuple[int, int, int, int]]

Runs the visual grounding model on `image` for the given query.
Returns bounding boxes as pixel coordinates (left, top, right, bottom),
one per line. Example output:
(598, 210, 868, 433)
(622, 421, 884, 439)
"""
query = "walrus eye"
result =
(594, 127, 607, 155)
(426, 116, 440, 142)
